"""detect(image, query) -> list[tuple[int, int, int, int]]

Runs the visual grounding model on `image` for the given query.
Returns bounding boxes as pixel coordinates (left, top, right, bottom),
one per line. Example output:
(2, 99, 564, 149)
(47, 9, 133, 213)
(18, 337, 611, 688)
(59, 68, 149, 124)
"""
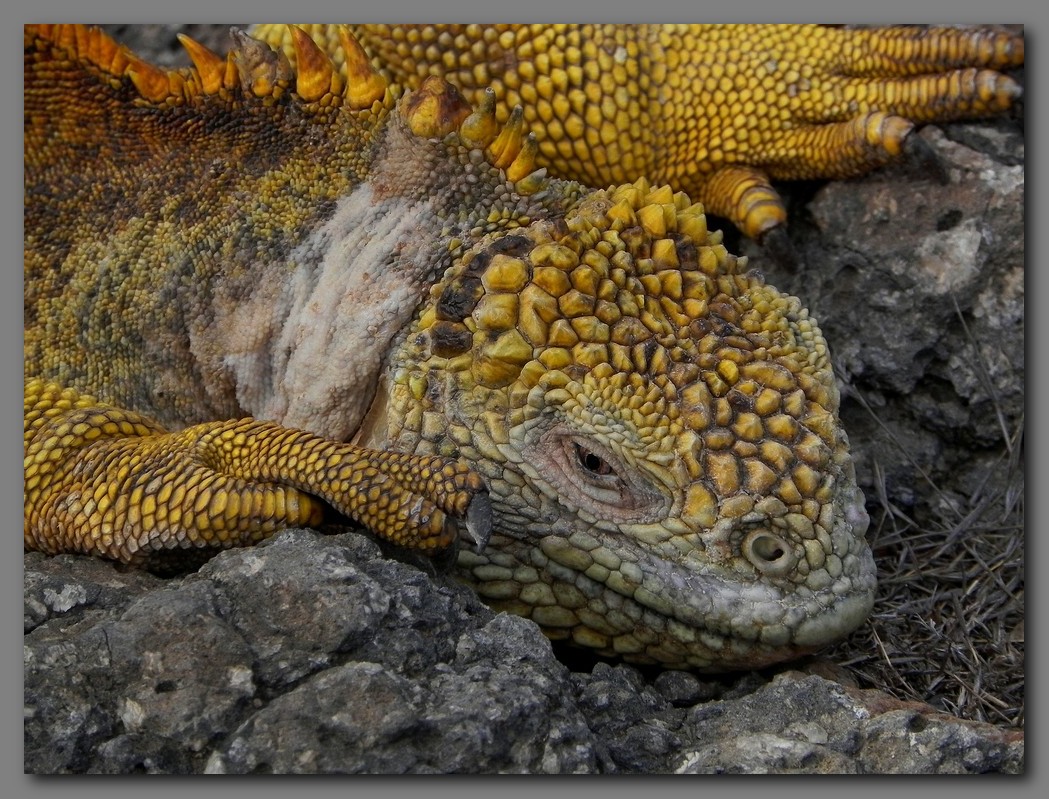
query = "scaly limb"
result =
(24, 379, 491, 570)
(255, 23, 1023, 241)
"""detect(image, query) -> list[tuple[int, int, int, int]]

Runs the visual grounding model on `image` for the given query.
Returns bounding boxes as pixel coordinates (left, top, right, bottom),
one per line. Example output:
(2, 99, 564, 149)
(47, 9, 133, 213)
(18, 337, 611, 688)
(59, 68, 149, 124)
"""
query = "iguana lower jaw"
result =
(381, 180, 877, 670)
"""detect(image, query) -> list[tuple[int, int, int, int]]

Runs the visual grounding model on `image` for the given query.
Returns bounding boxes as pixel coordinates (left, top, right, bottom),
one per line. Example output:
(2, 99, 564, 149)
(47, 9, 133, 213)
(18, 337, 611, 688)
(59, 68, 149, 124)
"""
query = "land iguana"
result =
(23, 24, 1022, 670)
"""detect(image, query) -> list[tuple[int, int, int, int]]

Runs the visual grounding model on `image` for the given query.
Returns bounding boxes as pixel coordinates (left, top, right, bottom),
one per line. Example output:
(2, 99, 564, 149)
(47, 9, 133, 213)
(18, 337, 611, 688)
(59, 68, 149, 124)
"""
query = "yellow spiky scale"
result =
(559, 289, 597, 319)
(651, 239, 679, 268)
(506, 132, 539, 183)
(489, 105, 526, 170)
(610, 183, 642, 211)
(571, 316, 611, 344)
(595, 298, 621, 326)
(660, 270, 683, 301)
(792, 463, 821, 497)
(472, 293, 519, 332)
(572, 342, 610, 369)
(487, 329, 533, 363)
(569, 265, 600, 297)
(638, 274, 662, 298)
(538, 347, 573, 370)
(338, 26, 387, 109)
(532, 243, 579, 272)
(547, 319, 580, 347)
(519, 284, 561, 324)
(79, 25, 104, 66)
(645, 185, 675, 205)
(51, 24, 78, 52)
(518, 302, 550, 346)
(178, 33, 227, 95)
(288, 25, 341, 102)
(514, 168, 548, 196)
(460, 87, 499, 147)
(707, 450, 742, 496)
(679, 212, 708, 244)
(532, 267, 571, 299)
(481, 255, 530, 293)
(604, 199, 637, 231)
(126, 56, 172, 103)
(474, 331, 533, 387)
(637, 203, 666, 237)
(517, 360, 548, 391)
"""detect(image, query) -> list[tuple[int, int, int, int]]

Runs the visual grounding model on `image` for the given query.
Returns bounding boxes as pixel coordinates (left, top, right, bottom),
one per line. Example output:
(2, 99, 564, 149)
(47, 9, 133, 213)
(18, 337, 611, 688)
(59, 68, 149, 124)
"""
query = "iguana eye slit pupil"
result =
(574, 443, 613, 476)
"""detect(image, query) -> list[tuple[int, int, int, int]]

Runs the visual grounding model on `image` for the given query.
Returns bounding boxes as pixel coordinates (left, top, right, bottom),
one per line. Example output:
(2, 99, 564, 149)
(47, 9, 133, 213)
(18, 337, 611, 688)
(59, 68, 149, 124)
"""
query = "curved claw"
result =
(758, 225, 801, 274)
(902, 131, 950, 185)
(464, 491, 493, 554)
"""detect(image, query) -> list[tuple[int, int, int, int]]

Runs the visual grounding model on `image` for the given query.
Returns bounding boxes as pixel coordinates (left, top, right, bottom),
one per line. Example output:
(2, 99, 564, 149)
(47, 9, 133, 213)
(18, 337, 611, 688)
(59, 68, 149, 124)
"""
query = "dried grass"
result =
(828, 407, 1024, 729)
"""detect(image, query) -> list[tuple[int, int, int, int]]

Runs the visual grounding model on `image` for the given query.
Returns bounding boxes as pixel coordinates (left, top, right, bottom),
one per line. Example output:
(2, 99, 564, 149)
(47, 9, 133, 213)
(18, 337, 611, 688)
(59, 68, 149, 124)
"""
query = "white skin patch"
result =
(217, 184, 436, 441)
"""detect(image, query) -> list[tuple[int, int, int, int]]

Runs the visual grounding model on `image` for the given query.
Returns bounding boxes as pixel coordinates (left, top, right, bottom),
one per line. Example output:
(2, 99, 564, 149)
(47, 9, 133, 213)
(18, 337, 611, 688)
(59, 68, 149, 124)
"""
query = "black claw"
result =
(758, 225, 801, 273)
(464, 492, 493, 554)
(903, 133, 949, 185)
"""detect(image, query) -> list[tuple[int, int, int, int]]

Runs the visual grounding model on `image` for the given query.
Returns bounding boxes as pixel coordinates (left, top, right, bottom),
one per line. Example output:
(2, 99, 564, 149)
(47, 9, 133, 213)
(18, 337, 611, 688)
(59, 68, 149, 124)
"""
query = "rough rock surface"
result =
(754, 118, 1025, 518)
(26, 25, 1024, 775)
(24, 529, 1022, 775)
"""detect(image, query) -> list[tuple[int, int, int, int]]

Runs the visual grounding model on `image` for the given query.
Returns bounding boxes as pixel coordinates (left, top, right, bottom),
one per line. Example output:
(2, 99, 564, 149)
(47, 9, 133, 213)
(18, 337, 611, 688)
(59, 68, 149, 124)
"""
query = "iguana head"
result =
(384, 176, 876, 671)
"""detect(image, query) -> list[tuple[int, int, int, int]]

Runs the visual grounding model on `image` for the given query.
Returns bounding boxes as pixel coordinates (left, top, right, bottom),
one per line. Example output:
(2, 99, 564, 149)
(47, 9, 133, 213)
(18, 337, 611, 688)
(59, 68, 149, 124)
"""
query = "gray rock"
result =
(674, 672, 1023, 774)
(753, 119, 1025, 516)
(25, 530, 598, 774)
(24, 551, 164, 633)
(652, 669, 720, 707)
(24, 530, 1022, 774)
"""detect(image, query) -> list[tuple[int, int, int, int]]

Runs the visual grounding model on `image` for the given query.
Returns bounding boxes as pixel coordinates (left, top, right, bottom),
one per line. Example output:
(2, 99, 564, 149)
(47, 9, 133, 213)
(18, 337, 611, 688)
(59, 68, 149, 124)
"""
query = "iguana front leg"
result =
(24, 379, 491, 570)
(258, 23, 1023, 240)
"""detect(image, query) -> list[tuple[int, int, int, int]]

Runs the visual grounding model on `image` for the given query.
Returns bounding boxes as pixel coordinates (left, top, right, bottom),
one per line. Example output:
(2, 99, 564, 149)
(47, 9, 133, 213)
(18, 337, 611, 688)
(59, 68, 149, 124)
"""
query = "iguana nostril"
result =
(742, 530, 797, 576)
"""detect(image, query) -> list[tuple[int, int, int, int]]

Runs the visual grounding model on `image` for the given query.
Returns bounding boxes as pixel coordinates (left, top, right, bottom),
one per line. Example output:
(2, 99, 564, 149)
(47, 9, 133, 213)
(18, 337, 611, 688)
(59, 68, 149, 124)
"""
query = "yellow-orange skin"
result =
(258, 23, 1023, 238)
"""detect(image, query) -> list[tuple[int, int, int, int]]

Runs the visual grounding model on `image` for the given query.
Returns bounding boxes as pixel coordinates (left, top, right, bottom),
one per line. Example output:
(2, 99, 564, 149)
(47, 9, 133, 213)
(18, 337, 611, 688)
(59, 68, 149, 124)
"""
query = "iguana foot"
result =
(24, 378, 490, 569)
(254, 23, 1023, 241)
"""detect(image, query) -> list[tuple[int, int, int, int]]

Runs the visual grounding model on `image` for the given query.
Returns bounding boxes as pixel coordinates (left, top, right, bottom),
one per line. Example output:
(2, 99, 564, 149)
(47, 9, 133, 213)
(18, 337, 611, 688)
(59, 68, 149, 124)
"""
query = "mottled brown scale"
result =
(26, 24, 583, 566)
(435, 277, 485, 322)
(429, 321, 475, 357)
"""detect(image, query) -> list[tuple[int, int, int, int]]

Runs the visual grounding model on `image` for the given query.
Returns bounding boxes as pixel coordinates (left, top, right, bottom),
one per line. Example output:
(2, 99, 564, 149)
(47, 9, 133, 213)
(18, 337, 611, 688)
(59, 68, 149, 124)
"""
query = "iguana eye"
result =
(573, 442, 613, 476)
(552, 437, 626, 509)
(522, 428, 668, 523)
